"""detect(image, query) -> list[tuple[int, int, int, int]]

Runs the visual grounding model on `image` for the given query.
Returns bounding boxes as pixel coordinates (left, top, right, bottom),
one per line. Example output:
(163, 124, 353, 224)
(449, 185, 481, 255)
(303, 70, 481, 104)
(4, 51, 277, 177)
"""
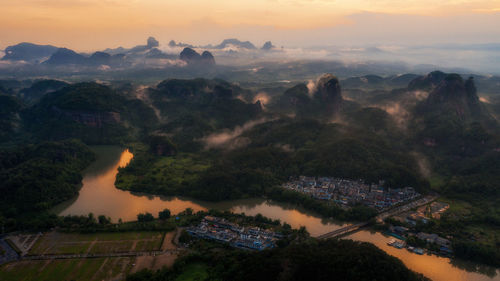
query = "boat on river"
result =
(413, 248, 424, 255)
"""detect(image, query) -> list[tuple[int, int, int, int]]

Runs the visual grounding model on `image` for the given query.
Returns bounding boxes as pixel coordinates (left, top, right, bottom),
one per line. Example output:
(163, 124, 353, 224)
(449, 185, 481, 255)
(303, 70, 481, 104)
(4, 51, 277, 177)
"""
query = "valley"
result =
(2, 146, 496, 281)
(2, 1, 500, 279)
(1, 65, 499, 281)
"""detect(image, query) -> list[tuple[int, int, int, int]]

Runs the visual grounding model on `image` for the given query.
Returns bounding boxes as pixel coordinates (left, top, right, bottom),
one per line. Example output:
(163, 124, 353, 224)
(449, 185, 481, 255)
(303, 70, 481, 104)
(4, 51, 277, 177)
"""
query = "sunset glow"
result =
(2, 0, 500, 50)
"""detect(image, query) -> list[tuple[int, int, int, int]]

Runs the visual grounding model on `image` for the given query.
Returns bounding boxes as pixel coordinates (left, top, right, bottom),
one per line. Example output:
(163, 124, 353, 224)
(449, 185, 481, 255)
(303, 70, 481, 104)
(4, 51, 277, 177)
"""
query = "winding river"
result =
(55, 146, 500, 281)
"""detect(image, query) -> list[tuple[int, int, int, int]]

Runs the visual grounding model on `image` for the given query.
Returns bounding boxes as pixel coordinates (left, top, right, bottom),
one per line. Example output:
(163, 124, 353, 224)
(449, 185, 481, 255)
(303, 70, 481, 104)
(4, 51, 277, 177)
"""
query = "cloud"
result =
(19, 0, 128, 8)
(306, 80, 316, 96)
(372, 90, 429, 128)
(136, 58, 187, 68)
(0, 60, 29, 68)
(97, 64, 111, 71)
(479, 96, 491, 104)
(253, 92, 271, 106)
(201, 118, 270, 150)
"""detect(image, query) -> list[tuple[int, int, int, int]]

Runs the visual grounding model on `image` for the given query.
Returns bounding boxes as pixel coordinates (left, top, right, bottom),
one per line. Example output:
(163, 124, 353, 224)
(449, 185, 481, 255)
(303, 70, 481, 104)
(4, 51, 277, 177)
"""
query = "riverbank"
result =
(54, 147, 500, 281)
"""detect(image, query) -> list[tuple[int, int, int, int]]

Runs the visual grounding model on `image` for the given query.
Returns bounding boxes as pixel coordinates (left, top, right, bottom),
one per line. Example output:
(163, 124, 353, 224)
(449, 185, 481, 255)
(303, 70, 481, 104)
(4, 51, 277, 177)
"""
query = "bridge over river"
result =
(318, 195, 438, 239)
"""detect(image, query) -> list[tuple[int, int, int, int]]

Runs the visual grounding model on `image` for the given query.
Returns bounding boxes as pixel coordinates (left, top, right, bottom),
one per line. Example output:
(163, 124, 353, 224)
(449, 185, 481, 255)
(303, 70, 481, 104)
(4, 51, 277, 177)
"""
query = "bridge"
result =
(317, 195, 439, 239)
(317, 222, 368, 239)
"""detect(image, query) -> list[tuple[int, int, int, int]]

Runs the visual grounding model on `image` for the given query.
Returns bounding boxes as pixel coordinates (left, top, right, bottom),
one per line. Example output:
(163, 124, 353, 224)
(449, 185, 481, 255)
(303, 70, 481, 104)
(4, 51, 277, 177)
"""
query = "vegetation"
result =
(116, 117, 427, 221)
(159, 209, 171, 220)
(28, 230, 164, 255)
(116, 144, 211, 196)
(0, 140, 95, 231)
(137, 212, 155, 222)
(0, 257, 136, 281)
(23, 82, 158, 144)
(0, 94, 23, 142)
(0, 73, 498, 270)
(406, 73, 500, 266)
(126, 239, 429, 281)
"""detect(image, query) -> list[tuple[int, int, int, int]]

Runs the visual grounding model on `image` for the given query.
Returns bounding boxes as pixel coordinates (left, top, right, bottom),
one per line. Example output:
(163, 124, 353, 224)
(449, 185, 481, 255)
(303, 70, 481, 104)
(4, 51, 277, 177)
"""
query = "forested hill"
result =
(23, 82, 158, 144)
(0, 140, 94, 230)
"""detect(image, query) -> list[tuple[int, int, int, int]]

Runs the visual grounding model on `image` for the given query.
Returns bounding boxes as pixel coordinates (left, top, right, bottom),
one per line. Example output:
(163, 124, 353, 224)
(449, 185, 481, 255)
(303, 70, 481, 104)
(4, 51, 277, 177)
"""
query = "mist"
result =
(201, 118, 270, 150)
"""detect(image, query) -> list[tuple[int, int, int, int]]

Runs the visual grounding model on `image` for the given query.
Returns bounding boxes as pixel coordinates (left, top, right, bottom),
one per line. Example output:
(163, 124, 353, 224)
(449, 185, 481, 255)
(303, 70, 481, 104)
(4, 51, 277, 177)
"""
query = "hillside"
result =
(0, 140, 94, 229)
(24, 82, 158, 144)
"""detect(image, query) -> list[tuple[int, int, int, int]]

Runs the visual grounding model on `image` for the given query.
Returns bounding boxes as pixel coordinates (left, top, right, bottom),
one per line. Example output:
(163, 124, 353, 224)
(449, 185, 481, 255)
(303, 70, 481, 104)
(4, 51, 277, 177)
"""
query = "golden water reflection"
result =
(56, 147, 500, 281)
(346, 231, 499, 281)
(57, 146, 345, 237)
(58, 146, 206, 220)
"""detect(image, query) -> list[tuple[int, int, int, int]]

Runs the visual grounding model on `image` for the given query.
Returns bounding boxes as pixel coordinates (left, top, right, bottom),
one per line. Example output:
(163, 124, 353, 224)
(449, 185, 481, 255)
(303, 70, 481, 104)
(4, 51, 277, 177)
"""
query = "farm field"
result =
(0, 230, 180, 281)
(29, 231, 164, 255)
(0, 257, 134, 281)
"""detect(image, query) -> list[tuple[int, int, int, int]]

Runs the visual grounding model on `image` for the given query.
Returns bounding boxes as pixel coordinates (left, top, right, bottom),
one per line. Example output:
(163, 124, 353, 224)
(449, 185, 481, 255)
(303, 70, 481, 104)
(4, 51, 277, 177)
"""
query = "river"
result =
(56, 146, 500, 281)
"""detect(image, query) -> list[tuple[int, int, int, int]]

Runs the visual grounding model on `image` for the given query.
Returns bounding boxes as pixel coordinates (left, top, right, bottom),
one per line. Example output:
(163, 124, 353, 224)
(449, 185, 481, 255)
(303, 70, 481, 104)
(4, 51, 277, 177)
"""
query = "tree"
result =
(88, 213, 96, 224)
(98, 215, 111, 225)
(137, 212, 154, 222)
(159, 209, 171, 220)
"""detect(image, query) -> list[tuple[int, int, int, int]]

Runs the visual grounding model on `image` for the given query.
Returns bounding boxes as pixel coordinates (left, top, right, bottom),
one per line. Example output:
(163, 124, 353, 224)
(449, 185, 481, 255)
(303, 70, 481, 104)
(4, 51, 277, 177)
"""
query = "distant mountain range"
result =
(1, 37, 217, 68)
(2, 37, 277, 64)
(2, 42, 59, 62)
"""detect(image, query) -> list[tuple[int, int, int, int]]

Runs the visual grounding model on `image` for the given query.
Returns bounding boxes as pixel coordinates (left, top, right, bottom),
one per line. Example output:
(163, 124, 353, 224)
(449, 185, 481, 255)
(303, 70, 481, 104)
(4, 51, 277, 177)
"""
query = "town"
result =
(186, 216, 281, 251)
(382, 200, 453, 256)
(282, 176, 421, 211)
(386, 225, 453, 257)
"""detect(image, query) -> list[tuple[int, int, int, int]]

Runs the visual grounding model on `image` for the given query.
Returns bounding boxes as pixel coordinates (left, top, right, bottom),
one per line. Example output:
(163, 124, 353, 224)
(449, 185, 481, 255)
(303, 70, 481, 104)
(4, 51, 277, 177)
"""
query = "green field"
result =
(115, 152, 211, 195)
(29, 231, 164, 255)
(174, 263, 209, 281)
(0, 257, 134, 281)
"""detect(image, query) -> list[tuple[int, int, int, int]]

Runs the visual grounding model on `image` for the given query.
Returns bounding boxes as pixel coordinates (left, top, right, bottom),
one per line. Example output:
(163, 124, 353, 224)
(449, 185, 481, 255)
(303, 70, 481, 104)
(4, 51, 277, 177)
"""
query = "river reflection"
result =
(346, 230, 499, 281)
(56, 147, 500, 281)
(56, 146, 346, 236)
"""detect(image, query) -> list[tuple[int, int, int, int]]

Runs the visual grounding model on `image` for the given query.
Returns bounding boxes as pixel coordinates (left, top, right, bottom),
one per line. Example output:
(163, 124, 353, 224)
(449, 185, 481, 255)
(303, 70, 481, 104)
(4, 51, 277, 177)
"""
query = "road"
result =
(318, 195, 438, 239)
(0, 238, 20, 265)
(22, 249, 180, 261)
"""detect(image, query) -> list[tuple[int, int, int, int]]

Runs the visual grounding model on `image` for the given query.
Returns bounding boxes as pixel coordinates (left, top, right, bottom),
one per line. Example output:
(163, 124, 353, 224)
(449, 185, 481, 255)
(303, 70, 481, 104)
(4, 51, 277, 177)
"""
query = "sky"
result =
(1, 0, 500, 51)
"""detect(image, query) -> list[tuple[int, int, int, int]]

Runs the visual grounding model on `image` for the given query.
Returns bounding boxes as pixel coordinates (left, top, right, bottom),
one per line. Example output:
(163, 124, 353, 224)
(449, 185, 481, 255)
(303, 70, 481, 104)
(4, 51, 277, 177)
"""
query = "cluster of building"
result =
(393, 201, 450, 226)
(282, 176, 420, 210)
(387, 225, 453, 256)
(186, 216, 280, 251)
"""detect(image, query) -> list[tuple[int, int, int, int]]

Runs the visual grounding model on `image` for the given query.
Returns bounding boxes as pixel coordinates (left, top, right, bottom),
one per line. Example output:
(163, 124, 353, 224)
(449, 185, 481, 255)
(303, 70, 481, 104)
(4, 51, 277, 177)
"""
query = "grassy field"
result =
(437, 197, 500, 247)
(0, 257, 134, 281)
(174, 263, 209, 281)
(29, 231, 164, 255)
(116, 153, 210, 192)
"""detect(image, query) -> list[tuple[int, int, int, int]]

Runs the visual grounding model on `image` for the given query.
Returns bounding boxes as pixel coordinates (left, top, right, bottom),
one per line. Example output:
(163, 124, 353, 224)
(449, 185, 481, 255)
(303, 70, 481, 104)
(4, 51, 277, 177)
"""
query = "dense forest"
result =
(23, 82, 158, 144)
(0, 140, 95, 231)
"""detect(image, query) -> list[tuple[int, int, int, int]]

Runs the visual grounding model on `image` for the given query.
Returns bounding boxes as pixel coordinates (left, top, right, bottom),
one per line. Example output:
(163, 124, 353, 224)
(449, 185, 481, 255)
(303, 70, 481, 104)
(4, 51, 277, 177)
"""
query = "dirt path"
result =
(173, 227, 184, 246)
(90, 257, 109, 281)
(38, 259, 52, 272)
(85, 239, 97, 254)
(130, 256, 155, 274)
(161, 231, 176, 251)
(130, 241, 138, 252)
(151, 252, 178, 270)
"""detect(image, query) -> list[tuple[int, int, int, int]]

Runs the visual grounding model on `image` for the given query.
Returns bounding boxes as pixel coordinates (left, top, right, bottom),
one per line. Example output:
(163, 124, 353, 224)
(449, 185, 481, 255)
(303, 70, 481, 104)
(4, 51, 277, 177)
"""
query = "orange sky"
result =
(1, 0, 500, 51)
